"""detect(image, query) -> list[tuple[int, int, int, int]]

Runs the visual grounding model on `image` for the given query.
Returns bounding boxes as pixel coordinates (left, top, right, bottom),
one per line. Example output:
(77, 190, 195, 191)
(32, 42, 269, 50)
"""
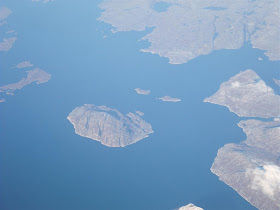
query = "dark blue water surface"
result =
(1, 0, 279, 210)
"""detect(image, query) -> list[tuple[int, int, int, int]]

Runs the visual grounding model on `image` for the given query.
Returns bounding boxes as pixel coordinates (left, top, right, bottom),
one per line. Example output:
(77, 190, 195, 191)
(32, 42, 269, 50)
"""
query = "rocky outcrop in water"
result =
(67, 104, 154, 147)
(16, 61, 33, 69)
(178, 203, 203, 210)
(159, 96, 181, 102)
(0, 7, 17, 51)
(135, 88, 151, 95)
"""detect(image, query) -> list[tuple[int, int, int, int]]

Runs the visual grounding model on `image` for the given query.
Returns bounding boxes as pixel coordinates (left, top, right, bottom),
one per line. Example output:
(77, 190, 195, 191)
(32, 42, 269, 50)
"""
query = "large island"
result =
(67, 104, 154, 147)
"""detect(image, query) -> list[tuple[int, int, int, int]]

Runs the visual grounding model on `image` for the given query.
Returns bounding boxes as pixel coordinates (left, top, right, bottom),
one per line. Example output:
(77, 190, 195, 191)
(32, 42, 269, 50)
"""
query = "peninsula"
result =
(205, 69, 280, 209)
(99, 0, 280, 64)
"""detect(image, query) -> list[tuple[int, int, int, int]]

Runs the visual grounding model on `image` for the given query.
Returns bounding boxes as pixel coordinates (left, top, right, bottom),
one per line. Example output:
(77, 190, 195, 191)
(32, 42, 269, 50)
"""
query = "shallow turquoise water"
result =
(1, 1, 279, 209)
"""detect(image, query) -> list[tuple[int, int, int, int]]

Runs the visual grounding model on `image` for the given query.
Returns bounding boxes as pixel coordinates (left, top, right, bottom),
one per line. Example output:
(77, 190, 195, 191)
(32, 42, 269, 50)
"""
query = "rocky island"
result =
(178, 203, 203, 210)
(16, 61, 34, 69)
(159, 96, 181, 102)
(0, 6, 51, 102)
(0, 7, 17, 51)
(67, 104, 154, 147)
(0, 7, 11, 25)
(0, 37, 17, 52)
(135, 88, 151, 95)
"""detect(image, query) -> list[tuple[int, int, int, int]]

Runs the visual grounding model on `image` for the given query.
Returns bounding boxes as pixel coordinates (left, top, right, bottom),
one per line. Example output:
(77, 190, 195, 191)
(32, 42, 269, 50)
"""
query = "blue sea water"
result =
(1, 1, 279, 210)
(152, 2, 171, 13)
